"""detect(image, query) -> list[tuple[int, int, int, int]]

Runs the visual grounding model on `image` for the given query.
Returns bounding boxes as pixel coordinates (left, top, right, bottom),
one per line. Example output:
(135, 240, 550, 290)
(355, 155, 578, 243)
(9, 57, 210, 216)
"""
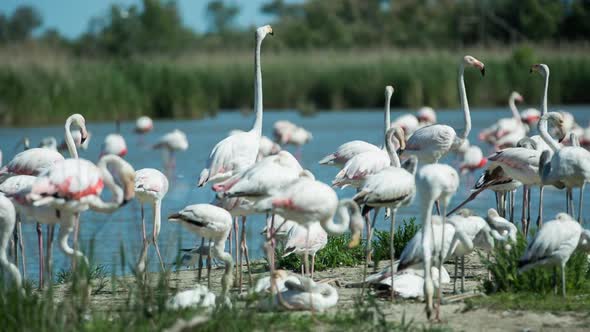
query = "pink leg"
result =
(37, 223, 44, 288)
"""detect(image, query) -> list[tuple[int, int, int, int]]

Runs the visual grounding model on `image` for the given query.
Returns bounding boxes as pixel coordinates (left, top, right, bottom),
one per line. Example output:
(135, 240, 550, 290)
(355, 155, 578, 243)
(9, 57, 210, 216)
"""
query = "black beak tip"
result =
(269, 31, 274, 36)
(80, 136, 87, 144)
(121, 199, 130, 206)
(480, 68, 485, 76)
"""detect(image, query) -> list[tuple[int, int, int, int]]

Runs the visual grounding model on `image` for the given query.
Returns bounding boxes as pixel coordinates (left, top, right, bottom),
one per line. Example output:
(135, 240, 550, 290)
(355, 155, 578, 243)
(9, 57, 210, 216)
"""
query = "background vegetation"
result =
(1, 0, 590, 125)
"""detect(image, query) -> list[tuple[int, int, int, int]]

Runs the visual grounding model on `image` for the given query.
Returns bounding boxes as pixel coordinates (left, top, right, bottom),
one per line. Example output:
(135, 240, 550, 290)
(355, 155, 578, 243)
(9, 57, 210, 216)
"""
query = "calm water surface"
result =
(1, 106, 589, 281)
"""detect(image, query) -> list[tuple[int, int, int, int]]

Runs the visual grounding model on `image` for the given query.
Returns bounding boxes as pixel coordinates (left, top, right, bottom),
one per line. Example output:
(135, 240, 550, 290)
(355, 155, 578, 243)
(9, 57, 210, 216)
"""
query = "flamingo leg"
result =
(151, 224, 165, 273)
(233, 217, 239, 287)
(521, 186, 528, 236)
(461, 256, 465, 293)
(37, 223, 44, 288)
(71, 213, 81, 270)
(568, 188, 575, 219)
(311, 254, 316, 279)
(561, 263, 566, 297)
(526, 187, 531, 233)
(389, 208, 397, 302)
(45, 225, 54, 286)
(453, 256, 458, 294)
(238, 218, 245, 292)
(207, 240, 212, 289)
(566, 189, 570, 215)
(197, 237, 205, 281)
(241, 216, 253, 286)
(361, 207, 380, 299)
(509, 190, 515, 224)
(537, 186, 545, 228)
(435, 202, 448, 321)
(17, 220, 25, 278)
(578, 183, 585, 224)
(136, 204, 149, 276)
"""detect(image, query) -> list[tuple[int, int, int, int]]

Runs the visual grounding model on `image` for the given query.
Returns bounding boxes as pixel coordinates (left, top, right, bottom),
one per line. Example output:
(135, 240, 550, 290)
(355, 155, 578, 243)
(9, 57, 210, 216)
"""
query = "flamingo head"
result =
(256, 25, 273, 39)
(544, 112, 567, 142)
(530, 64, 549, 77)
(386, 126, 406, 150)
(385, 85, 394, 99)
(70, 114, 89, 144)
(463, 55, 485, 76)
(417, 106, 436, 124)
(511, 91, 524, 103)
(103, 155, 136, 204)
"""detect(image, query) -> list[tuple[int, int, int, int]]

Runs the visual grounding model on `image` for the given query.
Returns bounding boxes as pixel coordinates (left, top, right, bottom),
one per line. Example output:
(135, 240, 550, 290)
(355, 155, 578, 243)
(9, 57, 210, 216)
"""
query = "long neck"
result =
(538, 117, 560, 152)
(458, 63, 471, 140)
(540, 71, 549, 116)
(321, 200, 353, 234)
(384, 93, 391, 135)
(508, 96, 521, 123)
(385, 134, 401, 167)
(153, 199, 162, 238)
(212, 240, 233, 298)
(250, 36, 263, 137)
(90, 156, 124, 212)
(64, 117, 78, 159)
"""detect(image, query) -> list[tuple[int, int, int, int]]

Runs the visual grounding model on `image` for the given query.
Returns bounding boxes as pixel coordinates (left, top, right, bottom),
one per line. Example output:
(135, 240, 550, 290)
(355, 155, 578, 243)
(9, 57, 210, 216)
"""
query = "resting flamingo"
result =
(401, 56, 484, 164)
(168, 204, 234, 305)
(416, 107, 437, 126)
(319, 86, 393, 168)
(135, 116, 153, 134)
(459, 145, 487, 174)
(518, 212, 590, 297)
(198, 25, 273, 187)
(135, 168, 168, 273)
(258, 276, 339, 312)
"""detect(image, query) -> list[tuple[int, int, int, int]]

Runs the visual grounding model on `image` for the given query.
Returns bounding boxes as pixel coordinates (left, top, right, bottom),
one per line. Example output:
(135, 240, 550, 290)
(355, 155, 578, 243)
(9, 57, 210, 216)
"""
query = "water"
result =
(1, 106, 589, 281)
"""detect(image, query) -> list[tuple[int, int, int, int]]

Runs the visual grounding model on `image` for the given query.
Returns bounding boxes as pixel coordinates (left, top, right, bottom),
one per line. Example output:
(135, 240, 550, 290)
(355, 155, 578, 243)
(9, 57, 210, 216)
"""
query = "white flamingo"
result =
(258, 275, 338, 312)
(520, 108, 541, 126)
(319, 86, 394, 168)
(135, 116, 153, 134)
(229, 130, 280, 160)
(153, 129, 188, 171)
(485, 208, 518, 250)
(478, 91, 525, 146)
(518, 212, 590, 297)
(414, 163, 460, 320)
(459, 145, 487, 174)
(281, 221, 327, 278)
(401, 56, 484, 164)
(416, 107, 437, 126)
(198, 25, 273, 186)
(134, 168, 168, 273)
(101, 133, 128, 157)
(168, 204, 234, 305)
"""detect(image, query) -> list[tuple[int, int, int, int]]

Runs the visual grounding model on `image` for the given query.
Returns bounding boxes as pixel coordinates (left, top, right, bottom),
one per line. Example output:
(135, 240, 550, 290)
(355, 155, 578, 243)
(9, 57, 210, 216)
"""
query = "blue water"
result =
(1, 106, 589, 281)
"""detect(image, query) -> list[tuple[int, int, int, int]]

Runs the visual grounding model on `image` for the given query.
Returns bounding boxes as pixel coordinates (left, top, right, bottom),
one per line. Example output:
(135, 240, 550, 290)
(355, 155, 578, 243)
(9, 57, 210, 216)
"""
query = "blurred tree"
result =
(0, 5, 42, 43)
(561, 0, 590, 40)
(206, 0, 239, 33)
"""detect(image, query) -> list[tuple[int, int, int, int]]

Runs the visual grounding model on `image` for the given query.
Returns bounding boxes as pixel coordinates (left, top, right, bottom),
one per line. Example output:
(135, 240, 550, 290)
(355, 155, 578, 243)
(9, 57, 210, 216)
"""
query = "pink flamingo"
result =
(402, 56, 484, 164)
(459, 145, 487, 174)
(101, 134, 128, 157)
(198, 25, 273, 187)
(281, 222, 327, 278)
(153, 129, 188, 171)
(319, 86, 393, 168)
(134, 168, 168, 273)
(135, 116, 153, 134)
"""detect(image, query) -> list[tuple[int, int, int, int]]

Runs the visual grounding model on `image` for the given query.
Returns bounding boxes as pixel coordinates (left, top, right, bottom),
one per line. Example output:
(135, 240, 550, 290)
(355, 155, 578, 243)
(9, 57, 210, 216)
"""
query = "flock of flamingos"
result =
(1, 25, 590, 321)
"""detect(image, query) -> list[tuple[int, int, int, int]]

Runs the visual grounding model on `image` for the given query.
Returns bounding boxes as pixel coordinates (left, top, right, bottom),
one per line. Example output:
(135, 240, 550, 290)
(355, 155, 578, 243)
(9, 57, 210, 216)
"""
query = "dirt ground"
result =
(53, 253, 590, 332)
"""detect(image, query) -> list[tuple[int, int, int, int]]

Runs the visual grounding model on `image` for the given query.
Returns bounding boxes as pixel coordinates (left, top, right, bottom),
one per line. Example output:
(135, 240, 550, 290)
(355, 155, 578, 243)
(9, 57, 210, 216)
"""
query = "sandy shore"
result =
(52, 252, 590, 331)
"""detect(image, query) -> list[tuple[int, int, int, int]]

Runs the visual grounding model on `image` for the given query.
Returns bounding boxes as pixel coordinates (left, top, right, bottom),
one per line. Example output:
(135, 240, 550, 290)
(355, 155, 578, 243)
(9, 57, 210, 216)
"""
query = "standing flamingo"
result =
(153, 129, 188, 171)
(135, 116, 154, 134)
(168, 204, 234, 305)
(415, 164, 460, 320)
(281, 222, 327, 278)
(459, 145, 487, 174)
(319, 86, 393, 168)
(518, 213, 590, 297)
(401, 56, 484, 164)
(198, 25, 273, 187)
(0, 194, 20, 288)
(26, 155, 136, 267)
(101, 133, 128, 157)
(135, 168, 168, 273)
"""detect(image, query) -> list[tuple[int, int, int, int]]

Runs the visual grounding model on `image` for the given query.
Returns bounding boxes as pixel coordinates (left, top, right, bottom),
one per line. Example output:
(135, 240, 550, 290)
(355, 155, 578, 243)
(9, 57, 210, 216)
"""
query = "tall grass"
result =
(1, 46, 589, 126)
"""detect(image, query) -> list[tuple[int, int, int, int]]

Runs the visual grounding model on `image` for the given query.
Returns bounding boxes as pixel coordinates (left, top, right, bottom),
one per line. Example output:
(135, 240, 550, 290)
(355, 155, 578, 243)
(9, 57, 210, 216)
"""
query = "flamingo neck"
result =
(538, 117, 560, 153)
(91, 156, 124, 212)
(384, 92, 392, 135)
(64, 117, 78, 159)
(251, 36, 264, 137)
(385, 133, 401, 168)
(458, 63, 471, 140)
(213, 241, 234, 299)
(540, 70, 549, 116)
(320, 200, 352, 234)
(153, 199, 162, 238)
(508, 96, 521, 123)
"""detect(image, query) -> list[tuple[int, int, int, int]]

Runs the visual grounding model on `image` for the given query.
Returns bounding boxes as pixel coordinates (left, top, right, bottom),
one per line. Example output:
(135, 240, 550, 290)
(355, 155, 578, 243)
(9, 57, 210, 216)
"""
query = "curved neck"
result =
(458, 63, 471, 140)
(538, 117, 560, 152)
(385, 133, 401, 167)
(384, 93, 392, 135)
(212, 240, 233, 298)
(540, 72, 549, 116)
(91, 156, 124, 212)
(508, 96, 521, 123)
(321, 200, 353, 234)
(64, 117, 78, 159)
(251, 35, 264, 137)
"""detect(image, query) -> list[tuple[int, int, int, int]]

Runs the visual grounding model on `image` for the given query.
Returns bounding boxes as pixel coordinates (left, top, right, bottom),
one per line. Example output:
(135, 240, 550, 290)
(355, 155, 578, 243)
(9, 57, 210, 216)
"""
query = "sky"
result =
(0, 0, 289, 39)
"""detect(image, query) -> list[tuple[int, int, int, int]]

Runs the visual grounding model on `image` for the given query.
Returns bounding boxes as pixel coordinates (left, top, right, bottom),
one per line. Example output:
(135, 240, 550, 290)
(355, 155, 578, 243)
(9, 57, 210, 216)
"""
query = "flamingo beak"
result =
(480, 66, 485, 76)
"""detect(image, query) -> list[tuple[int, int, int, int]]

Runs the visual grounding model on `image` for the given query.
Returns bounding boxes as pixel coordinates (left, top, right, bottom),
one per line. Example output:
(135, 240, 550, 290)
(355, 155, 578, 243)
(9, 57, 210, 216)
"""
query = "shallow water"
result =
(1, 106, 589, 281)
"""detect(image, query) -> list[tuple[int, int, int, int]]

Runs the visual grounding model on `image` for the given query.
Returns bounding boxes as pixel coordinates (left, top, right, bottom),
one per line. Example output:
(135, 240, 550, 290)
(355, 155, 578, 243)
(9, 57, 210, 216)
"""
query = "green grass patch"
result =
(373, 218, 420, 262)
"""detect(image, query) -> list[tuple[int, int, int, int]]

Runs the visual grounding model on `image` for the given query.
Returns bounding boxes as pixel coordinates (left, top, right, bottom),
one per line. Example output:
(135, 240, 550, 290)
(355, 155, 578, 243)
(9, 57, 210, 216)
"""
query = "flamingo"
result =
(391, 114, 419, 138)
(101, 133, 128, 157)
(353, 150, 418, 300)
(25, 155, 136, 268)
(281, 221, 328, 278)
(229, 130, 280, 160)
(258, 276, 338, 312)
(401, 56, 484, 164)
(416, 107, 437, 126)
(167, 284, 217, 310)
(459, 145, 487, 174)
(414, 163, 460, 320)
(153, 129, 188, 171)
(39, 137, 58, 151)
(532, 64, 590, 225)
(273, 120, 297, 145)
(0, 194, 20, 288)
(485, 208, 518, 250)
(59, 129, 91, 153)
(134, 168, 168, 273)
(520, 108, 541, 126)
(319, 86, 394, 168)
(518, 212, 590, 297)
(478, 91, 525, 147)
(252, 269, 300, 294)
(135, 116, 153, 134)
(360, 265, 450, 299)
(198, 25, 273, 187)
(168, 204, 234, 305)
